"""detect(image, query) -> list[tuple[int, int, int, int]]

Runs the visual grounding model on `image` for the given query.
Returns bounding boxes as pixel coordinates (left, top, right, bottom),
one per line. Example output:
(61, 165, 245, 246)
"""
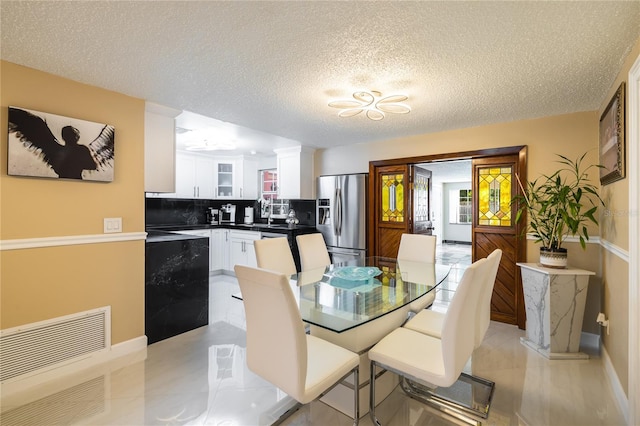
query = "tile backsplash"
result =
(145, 197, 316, 227)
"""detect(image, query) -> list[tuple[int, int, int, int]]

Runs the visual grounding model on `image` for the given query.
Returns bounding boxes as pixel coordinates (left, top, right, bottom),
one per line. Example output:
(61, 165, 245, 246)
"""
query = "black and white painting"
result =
(8, 106, 115, 182)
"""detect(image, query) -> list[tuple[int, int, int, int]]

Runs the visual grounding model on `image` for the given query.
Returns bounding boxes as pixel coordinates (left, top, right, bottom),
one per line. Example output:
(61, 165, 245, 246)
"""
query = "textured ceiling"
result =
(2, 1, 639, 155)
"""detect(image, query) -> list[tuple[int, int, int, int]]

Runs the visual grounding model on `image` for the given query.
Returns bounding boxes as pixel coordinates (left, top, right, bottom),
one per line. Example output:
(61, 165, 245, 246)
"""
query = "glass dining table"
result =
(293, 256, 451, 334)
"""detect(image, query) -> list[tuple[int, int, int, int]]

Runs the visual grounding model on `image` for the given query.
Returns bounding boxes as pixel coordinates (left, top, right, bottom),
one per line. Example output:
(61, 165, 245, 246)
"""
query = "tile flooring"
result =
(0, 243, 626, 425)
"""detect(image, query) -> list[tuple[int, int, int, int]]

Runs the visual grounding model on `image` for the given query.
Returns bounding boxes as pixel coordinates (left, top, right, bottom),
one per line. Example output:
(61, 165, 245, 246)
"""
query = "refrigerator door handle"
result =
(334, 187, 341, 236)
(337, 187, 343, 236)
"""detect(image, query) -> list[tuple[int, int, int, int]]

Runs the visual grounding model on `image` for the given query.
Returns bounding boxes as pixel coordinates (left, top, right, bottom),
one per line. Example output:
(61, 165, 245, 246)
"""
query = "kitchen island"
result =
(145, 231, 209, 344)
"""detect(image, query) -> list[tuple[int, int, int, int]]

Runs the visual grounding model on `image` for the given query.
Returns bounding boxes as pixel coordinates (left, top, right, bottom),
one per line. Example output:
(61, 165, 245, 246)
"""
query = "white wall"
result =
(442, 182, 472, 243)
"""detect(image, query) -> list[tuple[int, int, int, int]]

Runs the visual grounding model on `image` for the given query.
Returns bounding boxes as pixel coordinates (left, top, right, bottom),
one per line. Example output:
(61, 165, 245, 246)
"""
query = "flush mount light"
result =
(328, 90, 411, 121)
(183, 128, 237, 151)
(185, 139, 236, 151)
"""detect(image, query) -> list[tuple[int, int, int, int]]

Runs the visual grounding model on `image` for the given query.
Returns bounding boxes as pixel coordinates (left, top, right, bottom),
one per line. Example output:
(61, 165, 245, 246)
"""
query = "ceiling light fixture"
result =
(185, 139, 236, 151)
(183, 128, 237, 151)
(328, 90, 411, 121)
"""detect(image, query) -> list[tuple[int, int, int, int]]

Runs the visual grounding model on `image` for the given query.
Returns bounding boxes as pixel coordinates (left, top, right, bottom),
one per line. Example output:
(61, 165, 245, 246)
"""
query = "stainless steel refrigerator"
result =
(316, 173, 368, 264)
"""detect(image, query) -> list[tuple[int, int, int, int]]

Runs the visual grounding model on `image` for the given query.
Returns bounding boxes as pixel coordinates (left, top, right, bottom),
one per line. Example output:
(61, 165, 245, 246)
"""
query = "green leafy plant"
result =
(513, 152, 605, 250)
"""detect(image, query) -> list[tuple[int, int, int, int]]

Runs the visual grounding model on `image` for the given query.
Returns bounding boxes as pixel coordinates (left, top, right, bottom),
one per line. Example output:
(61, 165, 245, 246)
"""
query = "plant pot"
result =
(539, 247, 567, 269)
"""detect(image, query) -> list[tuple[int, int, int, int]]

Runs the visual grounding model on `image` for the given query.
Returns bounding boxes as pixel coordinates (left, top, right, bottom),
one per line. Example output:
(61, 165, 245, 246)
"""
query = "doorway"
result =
(368, 146, 527, 328)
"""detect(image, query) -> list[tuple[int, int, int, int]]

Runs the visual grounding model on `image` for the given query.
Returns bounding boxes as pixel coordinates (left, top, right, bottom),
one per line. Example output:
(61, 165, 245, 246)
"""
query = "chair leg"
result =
(369, 361, 382, 426)
(270, 402, 303, 426)
(353, 366, 360, 426)
(400, 374, 493, 426)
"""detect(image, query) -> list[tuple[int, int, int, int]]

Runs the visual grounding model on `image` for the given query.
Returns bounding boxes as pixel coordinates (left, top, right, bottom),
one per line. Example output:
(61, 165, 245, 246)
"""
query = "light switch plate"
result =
(104, 217, 122, 233)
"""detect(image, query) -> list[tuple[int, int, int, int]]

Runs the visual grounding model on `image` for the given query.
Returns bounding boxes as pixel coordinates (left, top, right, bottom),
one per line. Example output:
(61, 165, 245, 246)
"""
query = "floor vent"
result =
(0, 307, 110, 382)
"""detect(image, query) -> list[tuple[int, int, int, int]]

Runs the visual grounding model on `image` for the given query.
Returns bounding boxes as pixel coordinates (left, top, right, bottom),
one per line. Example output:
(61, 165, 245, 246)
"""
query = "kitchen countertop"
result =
(146, 223, 318, 235)
(146, 230, 211, 243)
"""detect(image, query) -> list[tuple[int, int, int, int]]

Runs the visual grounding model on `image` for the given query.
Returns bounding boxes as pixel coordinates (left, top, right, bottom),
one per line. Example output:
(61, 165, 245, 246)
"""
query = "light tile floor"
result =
(0, 244, 626, 425)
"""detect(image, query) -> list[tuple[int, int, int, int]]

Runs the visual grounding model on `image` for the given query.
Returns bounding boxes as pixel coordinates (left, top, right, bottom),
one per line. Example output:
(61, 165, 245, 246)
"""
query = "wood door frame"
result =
(368, 145, 528, 327)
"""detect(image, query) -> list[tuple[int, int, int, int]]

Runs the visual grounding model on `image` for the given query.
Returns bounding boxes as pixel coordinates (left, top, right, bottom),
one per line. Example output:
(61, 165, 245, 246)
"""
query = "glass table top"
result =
(293, 256, 451, 333)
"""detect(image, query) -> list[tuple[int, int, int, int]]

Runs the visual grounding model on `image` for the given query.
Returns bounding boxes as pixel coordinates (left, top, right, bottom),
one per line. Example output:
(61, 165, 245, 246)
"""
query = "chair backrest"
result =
(296, 233, 331, 271)
(234, 265, 307, 398)
(440, 258, 487, 384)
(254, 237, 297, 276)
(475, 249, 502, 347)
(397, 233, 436, 263)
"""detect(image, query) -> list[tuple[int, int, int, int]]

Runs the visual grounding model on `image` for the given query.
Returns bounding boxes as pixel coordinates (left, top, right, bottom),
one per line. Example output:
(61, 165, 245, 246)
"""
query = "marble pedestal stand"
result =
(517, 263, 595, 360)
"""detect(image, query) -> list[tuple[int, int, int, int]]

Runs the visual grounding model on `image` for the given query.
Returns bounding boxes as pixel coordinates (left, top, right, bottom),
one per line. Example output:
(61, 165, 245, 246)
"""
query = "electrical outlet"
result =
(104, 217, 122, 233)
(596, 312, 610, 335)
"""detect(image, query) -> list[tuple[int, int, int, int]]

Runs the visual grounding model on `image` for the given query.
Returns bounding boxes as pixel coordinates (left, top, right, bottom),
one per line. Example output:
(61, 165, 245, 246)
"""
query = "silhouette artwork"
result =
(8, 106, 115, 182)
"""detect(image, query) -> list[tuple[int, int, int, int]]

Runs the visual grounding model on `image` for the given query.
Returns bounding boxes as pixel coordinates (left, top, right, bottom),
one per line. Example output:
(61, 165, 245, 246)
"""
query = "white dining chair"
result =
(235, 265, 360, 425)
(296, 233, 331, 271)
(404, 248, 502, 348)
(397, 233, 437, 313)
(254, 237, 297, 276)
(368, 258, 490, 425)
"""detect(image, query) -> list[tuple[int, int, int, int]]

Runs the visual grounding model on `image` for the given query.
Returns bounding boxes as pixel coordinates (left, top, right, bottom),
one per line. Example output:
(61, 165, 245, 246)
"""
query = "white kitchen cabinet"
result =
(241, 157, 259, 200)
(160, 153, 257, 200)
(214, 160, 236, 198)
(144, 102, 181, 193)
(211, 228, 231, 272)
(175, 152, 216, 199)
(229, 230, 260, 269)
(275, 146, 315, 199)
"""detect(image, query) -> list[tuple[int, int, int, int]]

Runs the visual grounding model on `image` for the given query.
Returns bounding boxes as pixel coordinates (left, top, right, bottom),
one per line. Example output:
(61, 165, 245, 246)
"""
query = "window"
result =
(381, 173, 405, 222)
(259, 169, 288, 218)
(449, 189, 472, 224)
(477, 166, 512, 226)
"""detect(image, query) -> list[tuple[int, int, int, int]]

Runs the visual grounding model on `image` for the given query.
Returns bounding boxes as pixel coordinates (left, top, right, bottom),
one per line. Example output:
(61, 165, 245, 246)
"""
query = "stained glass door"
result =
(473, 154, 527, 329)
(372, 164, 410, 258)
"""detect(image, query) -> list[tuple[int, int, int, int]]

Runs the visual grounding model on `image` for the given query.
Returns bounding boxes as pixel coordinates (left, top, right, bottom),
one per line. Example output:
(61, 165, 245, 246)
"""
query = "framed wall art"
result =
(7, 106, 115, 182)
(599, 82, 625, 185)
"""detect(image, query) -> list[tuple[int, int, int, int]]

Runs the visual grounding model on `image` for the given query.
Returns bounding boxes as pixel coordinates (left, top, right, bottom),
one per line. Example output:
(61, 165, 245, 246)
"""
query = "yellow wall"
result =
(0, 61, 145, 344)
(597, 36, 640, 396)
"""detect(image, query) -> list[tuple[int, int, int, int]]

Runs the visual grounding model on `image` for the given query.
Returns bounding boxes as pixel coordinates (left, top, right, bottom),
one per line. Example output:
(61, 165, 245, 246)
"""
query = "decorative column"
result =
(517, 263, 595, 359)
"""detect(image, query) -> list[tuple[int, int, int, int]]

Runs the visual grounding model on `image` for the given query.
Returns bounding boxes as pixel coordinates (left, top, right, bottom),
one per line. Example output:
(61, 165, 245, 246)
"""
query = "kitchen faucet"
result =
(267, 204, 273, 225)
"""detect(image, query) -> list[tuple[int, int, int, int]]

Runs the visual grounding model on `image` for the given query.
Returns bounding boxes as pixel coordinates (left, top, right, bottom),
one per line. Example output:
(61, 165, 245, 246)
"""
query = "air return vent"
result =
(0, 307, 110, 382)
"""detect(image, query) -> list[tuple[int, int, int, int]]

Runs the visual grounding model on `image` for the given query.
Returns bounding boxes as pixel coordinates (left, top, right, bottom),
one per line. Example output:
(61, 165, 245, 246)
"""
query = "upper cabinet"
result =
(175, 153, 215, 199)
(170, 152, 257, 199)
(241, 157, 259, 200)
(144, 102, 181, 193)
(275, 146, 315, 199)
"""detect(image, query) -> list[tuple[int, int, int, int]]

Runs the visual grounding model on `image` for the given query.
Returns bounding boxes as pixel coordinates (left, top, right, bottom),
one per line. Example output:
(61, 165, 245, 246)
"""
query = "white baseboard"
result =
(602, 344, 629, 424)
(0, 335, 147, 401)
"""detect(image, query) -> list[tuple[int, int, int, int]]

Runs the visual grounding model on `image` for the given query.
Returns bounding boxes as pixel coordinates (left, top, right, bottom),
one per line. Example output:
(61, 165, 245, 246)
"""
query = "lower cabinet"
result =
(211, 229, 230, 271)
(145, 234, 209, 344)
(229, 230, 260, 269)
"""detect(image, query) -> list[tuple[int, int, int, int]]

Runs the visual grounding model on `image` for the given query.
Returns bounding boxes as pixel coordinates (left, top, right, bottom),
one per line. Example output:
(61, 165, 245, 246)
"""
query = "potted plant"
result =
(513, 152, 605, 268)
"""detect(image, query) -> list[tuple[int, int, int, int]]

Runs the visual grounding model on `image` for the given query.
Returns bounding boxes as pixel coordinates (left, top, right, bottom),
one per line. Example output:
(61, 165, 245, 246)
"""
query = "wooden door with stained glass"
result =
(411, 165, 433, 235)
(473, 154, 527, 329)
(371, 164, 410, 258)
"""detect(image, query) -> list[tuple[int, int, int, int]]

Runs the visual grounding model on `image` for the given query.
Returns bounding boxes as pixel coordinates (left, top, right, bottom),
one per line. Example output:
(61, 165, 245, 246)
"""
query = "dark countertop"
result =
(146, 223, 318, 235)
(146, 230, 210, 243)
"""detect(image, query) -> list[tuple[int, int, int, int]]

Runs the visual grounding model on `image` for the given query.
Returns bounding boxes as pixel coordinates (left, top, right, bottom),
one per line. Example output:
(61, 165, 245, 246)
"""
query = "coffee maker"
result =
(207, 207, 219, 225)
(220, 204, 236, 224)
